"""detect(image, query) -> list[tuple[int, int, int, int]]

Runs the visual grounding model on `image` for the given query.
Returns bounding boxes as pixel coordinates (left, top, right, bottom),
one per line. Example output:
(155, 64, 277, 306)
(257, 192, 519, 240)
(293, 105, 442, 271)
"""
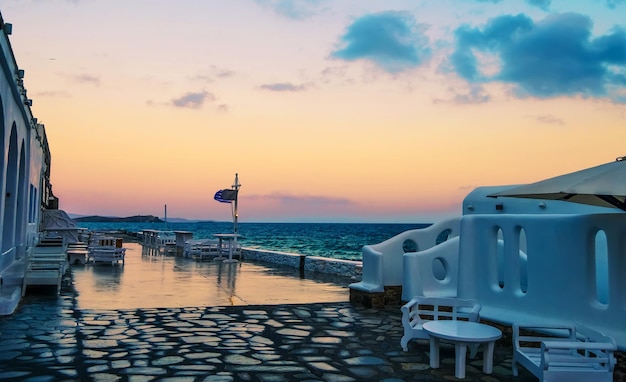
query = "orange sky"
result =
(2, 0, 625, 222)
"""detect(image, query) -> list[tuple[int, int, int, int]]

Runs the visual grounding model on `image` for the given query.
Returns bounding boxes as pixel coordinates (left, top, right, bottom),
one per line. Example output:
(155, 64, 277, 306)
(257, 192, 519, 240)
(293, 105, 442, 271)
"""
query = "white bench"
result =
(513, 323, 617, 382)
(22, 262, 64, 296)
(27, 246, 69, 275)
(88, 247, 126, 265)
(400, 296, 481, 352)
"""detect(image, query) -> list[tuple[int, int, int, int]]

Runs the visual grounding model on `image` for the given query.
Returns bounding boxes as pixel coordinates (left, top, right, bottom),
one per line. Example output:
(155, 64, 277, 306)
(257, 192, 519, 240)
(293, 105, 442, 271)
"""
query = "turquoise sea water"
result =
(77, 221, 431, 261)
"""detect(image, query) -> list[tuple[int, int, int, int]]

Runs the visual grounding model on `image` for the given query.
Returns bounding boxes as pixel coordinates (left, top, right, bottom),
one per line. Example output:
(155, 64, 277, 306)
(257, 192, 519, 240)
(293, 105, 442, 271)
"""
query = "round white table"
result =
(422, 320, 502, 379)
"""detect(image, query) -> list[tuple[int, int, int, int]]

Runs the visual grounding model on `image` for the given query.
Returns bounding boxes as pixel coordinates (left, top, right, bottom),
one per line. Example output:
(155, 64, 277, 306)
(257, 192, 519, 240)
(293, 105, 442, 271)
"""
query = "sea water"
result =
(77, 221, 431, 261)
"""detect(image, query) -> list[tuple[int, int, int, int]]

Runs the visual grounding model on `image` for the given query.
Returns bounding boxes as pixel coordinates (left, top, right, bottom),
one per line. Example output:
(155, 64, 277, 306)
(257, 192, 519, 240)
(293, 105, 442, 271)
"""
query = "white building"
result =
(0, 12, 57, 314)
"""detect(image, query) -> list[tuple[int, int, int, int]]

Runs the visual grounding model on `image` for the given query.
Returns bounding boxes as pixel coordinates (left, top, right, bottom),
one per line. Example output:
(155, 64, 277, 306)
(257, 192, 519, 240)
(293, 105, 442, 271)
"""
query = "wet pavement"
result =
(0, 243, 537, 381)
(72, 243, 353, 310)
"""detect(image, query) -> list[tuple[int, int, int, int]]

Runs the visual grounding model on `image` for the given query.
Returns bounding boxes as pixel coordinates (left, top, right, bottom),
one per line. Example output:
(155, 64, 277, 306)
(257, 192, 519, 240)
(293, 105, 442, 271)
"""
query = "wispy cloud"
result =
(451, 85, 491, 104)
(213, 69, 235, 79)
(433, 87, 490, 104)
(259, 82, 309, 92)
(73, 74, 100, 86)
(193, 66, 236, 83)
(318, 65, 354, 86)
(527, 114, 565, 125)
(254, 0, 326, 19)
(171, 90, 215, 109)
(450, 13, 626, 103)
(33, 90, 72, 98)
(330, 11, 431, 74)
(320, 66, 348, 79)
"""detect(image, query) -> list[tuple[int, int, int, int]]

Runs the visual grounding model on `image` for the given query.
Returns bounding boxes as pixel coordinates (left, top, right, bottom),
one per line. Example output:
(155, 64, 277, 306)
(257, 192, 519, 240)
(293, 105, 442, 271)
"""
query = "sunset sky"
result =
(2, 0, 626, 223)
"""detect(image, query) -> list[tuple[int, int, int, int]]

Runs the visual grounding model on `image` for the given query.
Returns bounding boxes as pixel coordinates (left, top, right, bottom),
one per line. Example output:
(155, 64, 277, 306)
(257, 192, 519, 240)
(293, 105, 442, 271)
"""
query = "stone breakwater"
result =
(242, 248, 363, 281)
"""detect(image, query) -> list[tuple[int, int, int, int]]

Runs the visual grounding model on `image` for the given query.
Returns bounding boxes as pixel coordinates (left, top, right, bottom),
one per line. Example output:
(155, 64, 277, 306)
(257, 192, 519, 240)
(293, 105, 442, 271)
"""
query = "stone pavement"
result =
(0, 270, 539, 382)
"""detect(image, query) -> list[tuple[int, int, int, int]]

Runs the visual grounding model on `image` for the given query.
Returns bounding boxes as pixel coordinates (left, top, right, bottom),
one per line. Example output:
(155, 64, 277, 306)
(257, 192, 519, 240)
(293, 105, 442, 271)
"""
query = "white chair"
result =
(400, 296, 481, 352)
(513, 323, 616, 382)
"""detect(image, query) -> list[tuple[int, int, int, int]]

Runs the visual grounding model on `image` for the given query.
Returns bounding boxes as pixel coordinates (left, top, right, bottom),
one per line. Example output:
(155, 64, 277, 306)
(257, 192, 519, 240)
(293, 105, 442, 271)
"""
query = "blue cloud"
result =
(525, 0, 551, 10)
(331, 11, 431, 73)
(450, 13, 626, 101)
(475, 0, 551, 7)
(604, 0, 626, 9)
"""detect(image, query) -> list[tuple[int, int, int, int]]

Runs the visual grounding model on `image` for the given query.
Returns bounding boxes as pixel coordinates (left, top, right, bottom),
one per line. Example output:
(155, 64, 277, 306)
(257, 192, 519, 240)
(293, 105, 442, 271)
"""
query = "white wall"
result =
(457, 213, 626, 350)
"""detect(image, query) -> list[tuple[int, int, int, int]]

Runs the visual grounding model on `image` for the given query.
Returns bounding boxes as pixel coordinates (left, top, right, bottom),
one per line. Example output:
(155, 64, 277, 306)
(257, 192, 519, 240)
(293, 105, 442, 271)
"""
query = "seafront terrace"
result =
(0, 242, 546, 381)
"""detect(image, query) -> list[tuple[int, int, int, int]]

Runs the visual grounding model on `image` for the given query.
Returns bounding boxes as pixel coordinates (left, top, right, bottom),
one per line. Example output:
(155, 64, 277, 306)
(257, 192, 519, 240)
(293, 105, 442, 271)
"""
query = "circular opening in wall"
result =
(436, 229, 452, 245)
(432, 257, 447, 281)
(403, 239, 417, 253)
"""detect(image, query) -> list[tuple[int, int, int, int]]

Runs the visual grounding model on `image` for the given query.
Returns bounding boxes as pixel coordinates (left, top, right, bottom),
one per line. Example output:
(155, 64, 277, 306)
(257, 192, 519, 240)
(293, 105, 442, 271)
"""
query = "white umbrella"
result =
(489, 156, 626, 211)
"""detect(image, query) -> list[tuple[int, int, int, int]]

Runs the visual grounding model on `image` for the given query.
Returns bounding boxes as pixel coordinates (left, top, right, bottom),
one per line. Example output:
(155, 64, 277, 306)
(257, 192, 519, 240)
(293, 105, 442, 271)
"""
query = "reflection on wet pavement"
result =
(72, 243, 352, 310)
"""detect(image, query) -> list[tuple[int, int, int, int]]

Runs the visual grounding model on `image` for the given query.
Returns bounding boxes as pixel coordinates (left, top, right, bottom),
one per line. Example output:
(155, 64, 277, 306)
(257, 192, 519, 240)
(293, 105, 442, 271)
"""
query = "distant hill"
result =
(74, 215, 164, 223)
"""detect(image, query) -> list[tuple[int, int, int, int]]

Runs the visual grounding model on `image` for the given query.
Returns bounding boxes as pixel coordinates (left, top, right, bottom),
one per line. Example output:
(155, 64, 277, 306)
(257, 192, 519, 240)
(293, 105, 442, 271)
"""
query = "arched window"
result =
(496, 228, 504, 289)
(595, 230, 609, 305)
(519, 228, 528, 294)
(436, 229, 452, 245)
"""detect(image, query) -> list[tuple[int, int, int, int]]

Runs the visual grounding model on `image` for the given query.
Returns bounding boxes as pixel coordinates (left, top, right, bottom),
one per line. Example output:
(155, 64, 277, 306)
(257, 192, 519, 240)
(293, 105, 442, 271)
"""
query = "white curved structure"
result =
(402, 235, 459, 300)
(350, 185, 626, 350)
(349, 217, 460, 293)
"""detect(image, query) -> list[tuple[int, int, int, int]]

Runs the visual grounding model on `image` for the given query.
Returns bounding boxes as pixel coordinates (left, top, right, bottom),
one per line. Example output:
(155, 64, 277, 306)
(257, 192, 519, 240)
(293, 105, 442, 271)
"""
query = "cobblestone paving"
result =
(0, 275, 537, 381)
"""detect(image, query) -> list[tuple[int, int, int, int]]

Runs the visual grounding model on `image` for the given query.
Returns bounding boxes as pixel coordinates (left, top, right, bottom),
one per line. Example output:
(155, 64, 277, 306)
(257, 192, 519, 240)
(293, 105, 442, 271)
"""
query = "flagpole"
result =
(225, 173, 240, 263)
(233, 173, 240, 237)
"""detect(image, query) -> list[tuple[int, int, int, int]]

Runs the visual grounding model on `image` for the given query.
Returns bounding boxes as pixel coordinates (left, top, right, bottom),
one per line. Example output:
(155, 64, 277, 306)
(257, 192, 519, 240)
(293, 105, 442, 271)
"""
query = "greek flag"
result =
(214, 189, 238, 203)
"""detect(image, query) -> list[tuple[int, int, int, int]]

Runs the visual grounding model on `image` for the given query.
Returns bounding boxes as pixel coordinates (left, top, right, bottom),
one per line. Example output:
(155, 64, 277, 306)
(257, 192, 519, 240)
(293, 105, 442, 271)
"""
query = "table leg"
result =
(454, 343, 467, 379)
(483, 340, 495, 374)
(429, 336, 440, 368)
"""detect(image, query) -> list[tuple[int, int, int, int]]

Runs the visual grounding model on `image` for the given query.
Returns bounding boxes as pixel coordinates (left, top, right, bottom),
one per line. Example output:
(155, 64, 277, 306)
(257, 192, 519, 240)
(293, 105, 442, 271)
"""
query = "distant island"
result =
(74, 215, 164, 223)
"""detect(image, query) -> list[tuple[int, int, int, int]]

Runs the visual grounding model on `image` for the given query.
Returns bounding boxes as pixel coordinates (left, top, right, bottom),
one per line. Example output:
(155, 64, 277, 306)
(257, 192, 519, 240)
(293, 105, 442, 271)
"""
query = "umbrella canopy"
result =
(489, 156, 626, 211)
